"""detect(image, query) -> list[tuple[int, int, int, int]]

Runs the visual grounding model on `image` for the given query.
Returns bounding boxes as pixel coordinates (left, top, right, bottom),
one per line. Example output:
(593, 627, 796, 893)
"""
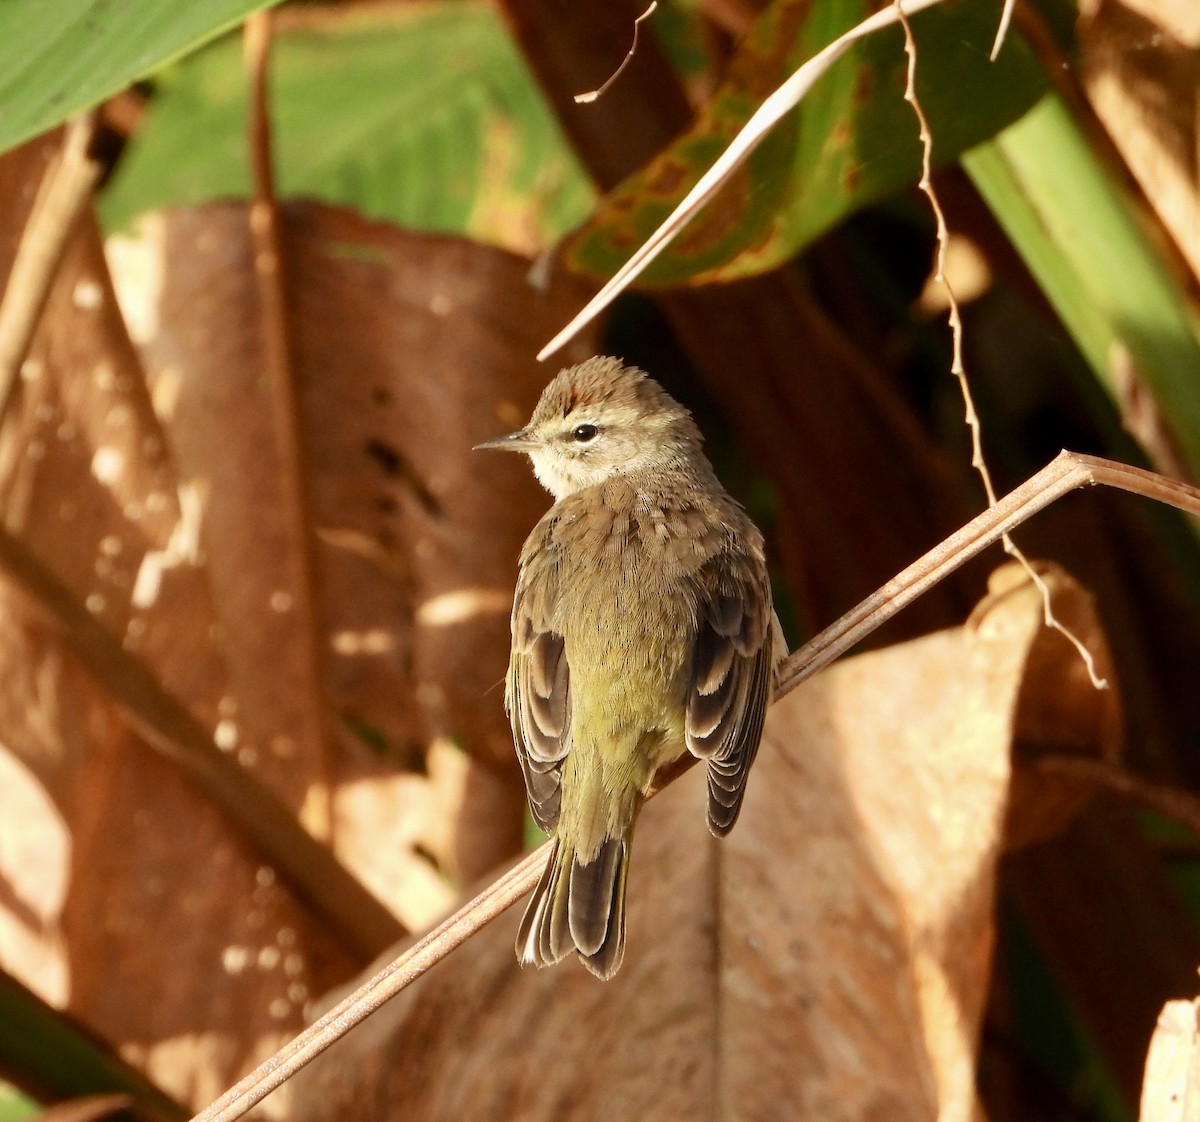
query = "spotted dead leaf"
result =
(108, 200, 600, 885)
(0, 173, 355, 1111)
(0, 124, 598, 1116)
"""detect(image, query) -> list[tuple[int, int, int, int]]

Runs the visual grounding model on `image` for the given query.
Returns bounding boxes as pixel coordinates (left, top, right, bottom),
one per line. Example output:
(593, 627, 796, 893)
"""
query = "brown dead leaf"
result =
(967, 561, 1122, 849)
(0, 195, 355, 1113)
(1079, 0, 1200, 283)
(0, 144, 599, 1111)
(292, 566, 1106, 1121)
(109, 200, 600, 887)
(292, 766, 937, 1122)
(0, 747, 69, 1003)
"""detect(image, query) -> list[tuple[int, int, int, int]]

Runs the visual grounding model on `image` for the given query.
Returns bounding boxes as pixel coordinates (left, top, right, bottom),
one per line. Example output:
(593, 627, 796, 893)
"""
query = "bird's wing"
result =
(507, 526, 570, 832)
(685, 558, 776, 836)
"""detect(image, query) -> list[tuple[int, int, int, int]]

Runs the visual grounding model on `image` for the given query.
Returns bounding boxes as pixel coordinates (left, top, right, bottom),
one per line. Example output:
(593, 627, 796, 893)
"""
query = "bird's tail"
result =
(516, 832, 631, 980)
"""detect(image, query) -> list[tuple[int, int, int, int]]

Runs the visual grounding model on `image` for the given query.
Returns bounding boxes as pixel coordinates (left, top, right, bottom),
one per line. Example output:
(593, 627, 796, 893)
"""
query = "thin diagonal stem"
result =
(1031, 756, 1200, 841)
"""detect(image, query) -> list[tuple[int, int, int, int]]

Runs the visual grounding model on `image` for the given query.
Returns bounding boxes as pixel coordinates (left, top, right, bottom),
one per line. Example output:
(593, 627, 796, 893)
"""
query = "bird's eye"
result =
(571, 424, 599, 443)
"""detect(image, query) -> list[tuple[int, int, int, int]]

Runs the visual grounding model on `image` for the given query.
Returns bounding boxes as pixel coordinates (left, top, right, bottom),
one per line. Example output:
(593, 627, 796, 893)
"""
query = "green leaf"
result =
(964, 93, 1200, 478)
(0, 0, 282, 157)
(99, 4, 595, 253)
(564, 0, 1047, 286)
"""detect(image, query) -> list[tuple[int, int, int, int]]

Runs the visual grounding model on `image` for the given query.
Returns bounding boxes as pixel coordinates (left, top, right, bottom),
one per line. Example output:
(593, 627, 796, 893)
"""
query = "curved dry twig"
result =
(187, 449, 1200, 1122)
(573, 1, 658, 104)
(897, 1, 1106, 688)
(991, 0, 1016, 60)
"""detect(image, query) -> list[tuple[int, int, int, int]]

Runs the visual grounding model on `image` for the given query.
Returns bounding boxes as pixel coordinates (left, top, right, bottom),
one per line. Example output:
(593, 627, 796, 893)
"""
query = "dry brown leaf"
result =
(292, 766, 937, 1122)
(1139, 997, 1200, 1122)
(0, 173, 599, 1111)
(968, 561, 1121, 849)
(109, 201, 600, 887)
(0, 746, 69, 1003)
(0, 198, 355, 1113)
(1079, 0, 1200, 283)
(291, 565, 1109, 1121)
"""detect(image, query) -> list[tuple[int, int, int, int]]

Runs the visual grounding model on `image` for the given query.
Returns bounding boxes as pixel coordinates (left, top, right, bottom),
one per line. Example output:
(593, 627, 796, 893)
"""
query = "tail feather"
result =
(517, 835, 630, 980)
(569, 836, 624, 955)
(544, 845, 572, 963)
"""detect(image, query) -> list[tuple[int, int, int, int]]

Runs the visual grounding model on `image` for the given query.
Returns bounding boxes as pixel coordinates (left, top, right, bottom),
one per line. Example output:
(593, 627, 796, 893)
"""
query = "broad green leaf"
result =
(564, 0, 1047, 286)
(0, 0, 281, 157)
(100, 4, 595, 254)
(964, 93, 1200, 478)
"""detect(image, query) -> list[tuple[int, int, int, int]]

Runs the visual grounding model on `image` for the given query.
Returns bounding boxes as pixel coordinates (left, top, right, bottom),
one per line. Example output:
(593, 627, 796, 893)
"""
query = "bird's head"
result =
(475, 356, 703, 500)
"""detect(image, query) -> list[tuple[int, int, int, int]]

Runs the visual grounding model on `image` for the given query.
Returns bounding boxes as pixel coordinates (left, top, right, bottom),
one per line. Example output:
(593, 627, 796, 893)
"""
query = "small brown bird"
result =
(476, 357, 781, 979)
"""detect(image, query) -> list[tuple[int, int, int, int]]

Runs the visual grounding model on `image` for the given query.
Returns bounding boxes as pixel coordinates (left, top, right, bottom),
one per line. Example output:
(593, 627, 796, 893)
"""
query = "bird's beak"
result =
(473, 429, 538, 452)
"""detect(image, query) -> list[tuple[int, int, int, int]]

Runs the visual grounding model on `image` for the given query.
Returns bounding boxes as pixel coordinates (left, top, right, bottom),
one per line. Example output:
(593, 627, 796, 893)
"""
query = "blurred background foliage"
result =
(1, 0, 1200, 1119)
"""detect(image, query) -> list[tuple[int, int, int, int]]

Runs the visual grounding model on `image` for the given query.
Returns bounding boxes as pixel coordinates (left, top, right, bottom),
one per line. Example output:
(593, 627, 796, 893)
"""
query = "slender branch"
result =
(894, 2, 1107, 689)
(0, 115, 103, 421)
(186, 450, 1200, 1122)
(0, 525, 405, 960)
(895, 4, 990, 502)
(573, 2, 658, 104)
(243, 12, 335, 839)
